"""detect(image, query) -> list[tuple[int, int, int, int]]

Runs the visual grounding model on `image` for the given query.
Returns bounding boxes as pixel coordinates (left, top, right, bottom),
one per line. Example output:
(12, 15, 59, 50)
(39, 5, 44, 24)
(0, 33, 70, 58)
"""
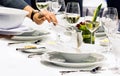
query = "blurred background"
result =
(24, 0, 107, 17)
(24, 0, 120, 30)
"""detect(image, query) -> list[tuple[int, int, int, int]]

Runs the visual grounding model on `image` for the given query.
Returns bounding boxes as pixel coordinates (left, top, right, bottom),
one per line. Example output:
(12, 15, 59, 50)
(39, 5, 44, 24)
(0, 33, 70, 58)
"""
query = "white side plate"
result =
(0, 25, 34, 35)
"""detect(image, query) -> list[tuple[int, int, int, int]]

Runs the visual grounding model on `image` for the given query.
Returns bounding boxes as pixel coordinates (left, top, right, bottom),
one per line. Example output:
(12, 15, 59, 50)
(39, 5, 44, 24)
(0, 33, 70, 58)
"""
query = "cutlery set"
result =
(59, 66, 103, 75)
(16, 46, 46, 51)
(8, 40, 42, 46)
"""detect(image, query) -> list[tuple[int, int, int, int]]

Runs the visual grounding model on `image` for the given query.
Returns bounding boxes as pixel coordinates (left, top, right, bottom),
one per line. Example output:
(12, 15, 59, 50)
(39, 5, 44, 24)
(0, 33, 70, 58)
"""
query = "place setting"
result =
(0, 2, 120, 76)
(31, 4, 116, 76)
(40, 50, 106, 67)
(0, 7, 52, 41)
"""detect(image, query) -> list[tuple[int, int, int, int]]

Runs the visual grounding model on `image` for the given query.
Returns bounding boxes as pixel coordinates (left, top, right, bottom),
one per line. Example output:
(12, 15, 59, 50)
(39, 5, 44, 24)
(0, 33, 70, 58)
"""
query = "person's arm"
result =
(0, 0, 57, 25)
(23, 5, 57, 25)
(0, 0, 28, 9)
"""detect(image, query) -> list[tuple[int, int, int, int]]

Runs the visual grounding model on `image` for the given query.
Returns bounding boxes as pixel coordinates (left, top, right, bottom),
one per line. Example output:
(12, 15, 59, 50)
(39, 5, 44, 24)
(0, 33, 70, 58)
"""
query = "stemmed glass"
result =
(84, 8, 101, 44)
(102, 7, 119, 73)
(36, 0, 50, 10)
(51, 0, 64, 14)
(57, 0, 66, 14)
(102, 7, 119, 51)
(65, 2, 80, 27)
(61, 2, 81, 49)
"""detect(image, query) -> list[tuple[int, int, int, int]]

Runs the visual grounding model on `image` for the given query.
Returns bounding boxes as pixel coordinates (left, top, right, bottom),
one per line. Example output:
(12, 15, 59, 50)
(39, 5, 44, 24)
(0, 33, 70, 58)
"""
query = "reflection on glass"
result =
(65, 2, 80, 26)
(36, 0, 49, 10)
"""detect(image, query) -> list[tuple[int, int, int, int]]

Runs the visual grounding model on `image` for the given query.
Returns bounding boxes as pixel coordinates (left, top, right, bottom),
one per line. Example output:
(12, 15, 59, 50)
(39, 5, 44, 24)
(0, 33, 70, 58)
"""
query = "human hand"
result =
(24, 5, 57, 25)
(34, 9, 58, 25)
(41, 9, 58, 25)
(33, 12, 46, 25)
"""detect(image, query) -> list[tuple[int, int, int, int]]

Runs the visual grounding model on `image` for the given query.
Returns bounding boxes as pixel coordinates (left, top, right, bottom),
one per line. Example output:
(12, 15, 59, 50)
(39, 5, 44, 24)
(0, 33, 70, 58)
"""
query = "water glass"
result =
(102, 7, 119, 51)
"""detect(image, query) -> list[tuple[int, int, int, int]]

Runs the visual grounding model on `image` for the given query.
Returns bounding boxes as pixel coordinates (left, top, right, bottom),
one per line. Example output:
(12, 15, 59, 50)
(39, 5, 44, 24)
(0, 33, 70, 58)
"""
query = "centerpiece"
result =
(76, 22, 95, 44)
(76, 4, 102, 44)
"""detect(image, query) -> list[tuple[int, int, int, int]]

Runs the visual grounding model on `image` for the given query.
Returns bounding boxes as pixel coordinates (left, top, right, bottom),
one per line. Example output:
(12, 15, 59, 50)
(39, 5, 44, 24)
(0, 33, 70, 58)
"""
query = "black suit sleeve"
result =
(0, 0, 28, 9)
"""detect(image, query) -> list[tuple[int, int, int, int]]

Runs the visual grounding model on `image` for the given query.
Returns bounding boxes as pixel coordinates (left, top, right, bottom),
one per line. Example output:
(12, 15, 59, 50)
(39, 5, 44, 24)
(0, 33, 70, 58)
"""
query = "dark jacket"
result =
(107, 0, 120, 18)
(25, 0, 83, 16)
(0, 0, 28, 9)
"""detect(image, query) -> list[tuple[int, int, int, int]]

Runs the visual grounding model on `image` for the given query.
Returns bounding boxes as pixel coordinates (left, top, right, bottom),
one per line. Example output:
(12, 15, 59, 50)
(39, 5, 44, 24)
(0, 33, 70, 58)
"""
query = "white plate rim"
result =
(41, 53, 105, 68)
(0, 25, 34, 35)
(11, 35, 47, 41)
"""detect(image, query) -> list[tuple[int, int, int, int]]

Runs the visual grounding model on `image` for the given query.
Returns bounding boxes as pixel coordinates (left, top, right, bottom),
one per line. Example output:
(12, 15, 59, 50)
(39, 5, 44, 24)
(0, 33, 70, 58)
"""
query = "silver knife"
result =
(16, 47, 46, 51)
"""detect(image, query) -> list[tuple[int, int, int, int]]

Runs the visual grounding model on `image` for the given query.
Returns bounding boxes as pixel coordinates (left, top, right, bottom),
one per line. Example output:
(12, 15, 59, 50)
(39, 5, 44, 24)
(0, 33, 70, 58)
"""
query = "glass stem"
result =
(107, 34, 112, 52)
(91, 32, 92, 44)
(107, 37, 111, 52)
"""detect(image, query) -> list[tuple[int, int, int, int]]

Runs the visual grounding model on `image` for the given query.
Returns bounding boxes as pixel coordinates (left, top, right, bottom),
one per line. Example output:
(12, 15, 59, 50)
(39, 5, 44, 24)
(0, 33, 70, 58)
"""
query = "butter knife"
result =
(16, 46, 46, 51)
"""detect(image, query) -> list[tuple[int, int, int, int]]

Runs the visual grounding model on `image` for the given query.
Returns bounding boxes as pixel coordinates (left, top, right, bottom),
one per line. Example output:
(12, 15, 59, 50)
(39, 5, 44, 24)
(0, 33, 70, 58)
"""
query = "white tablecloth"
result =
(0, 17, 120, 76)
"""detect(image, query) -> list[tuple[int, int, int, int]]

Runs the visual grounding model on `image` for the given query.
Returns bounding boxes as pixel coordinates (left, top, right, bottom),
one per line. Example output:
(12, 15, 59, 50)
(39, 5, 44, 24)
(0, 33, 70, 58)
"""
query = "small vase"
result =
(82, 30, 95, 44)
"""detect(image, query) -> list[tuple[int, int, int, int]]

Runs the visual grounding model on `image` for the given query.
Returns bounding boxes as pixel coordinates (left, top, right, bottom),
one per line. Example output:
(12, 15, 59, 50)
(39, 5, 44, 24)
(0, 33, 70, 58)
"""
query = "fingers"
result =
(41, 9, 51, 22)
(33, 9, 58, 25)
(33, 13, 46, 25)
(41, 9, 58, 25)
(49, 12, 58, 25)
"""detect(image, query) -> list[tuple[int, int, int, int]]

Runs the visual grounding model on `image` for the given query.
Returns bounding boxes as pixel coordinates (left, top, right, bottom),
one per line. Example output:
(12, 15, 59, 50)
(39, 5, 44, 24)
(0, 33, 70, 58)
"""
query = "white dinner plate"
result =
(0, 25, 34, 35)
(11, 31, 50, 41)
(41, 52, 105, 68)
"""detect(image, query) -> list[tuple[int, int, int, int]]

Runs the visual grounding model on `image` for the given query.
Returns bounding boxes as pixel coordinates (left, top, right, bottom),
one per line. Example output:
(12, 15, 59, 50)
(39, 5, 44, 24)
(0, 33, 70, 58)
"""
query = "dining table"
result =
(0, 14, 120, 76)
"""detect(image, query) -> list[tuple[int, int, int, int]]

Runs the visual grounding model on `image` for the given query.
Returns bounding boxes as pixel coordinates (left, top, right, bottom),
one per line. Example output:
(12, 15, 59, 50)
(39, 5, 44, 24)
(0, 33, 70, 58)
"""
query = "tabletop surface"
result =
(0, 15, 120, 76)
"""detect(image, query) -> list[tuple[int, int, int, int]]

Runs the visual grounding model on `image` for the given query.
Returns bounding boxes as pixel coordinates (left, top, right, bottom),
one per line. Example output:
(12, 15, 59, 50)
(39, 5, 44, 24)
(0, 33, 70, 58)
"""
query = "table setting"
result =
(0, 1, 120, 76)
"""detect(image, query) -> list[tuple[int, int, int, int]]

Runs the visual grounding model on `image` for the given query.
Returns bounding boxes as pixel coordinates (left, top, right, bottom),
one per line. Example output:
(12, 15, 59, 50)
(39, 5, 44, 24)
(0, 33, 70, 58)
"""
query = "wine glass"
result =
(61, 2, 81, 49)
(58, 0, 66, 14)
(85, 8, 101, 44)
(102, 7, 119, 73)
(35, 0, 50, 10)
(65, 2, 80, 27)
(102, 7, 119, 51)
(51, 0, 63, 14)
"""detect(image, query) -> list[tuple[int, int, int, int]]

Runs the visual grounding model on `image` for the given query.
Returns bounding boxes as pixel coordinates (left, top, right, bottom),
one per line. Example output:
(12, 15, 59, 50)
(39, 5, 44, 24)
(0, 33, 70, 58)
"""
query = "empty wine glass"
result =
(102, 7, 119, 51)
(85, 8, 101, 44)
(57, 0, 65, 14)
(102, 7, 119, 74)
(51, 0, 63, 14)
